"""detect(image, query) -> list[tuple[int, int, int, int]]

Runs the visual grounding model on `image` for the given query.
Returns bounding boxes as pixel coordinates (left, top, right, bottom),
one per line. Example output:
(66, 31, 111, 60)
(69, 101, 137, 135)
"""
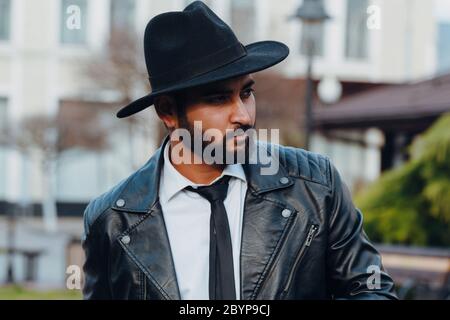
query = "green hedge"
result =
(355, 113, 450, 247)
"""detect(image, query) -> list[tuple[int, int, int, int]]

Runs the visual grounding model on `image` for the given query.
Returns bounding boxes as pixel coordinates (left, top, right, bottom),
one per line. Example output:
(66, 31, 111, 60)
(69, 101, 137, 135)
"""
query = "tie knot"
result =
(186, 176, 231, 203)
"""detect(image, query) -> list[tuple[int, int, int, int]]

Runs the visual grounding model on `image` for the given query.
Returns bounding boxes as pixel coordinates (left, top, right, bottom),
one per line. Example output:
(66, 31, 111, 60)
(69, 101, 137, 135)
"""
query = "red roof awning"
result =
(313, 74, 450, 130)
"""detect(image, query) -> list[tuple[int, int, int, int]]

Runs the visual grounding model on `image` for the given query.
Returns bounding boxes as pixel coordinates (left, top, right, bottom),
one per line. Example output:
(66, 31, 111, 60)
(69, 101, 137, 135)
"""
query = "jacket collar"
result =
(113, 137, 297, 300)
(112, 137, 294, 213)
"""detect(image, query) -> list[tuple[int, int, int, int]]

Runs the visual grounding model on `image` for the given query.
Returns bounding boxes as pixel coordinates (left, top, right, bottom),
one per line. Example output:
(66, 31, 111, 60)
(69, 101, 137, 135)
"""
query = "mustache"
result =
(222, 126, 254, 144)
(226, 125, 254, 137)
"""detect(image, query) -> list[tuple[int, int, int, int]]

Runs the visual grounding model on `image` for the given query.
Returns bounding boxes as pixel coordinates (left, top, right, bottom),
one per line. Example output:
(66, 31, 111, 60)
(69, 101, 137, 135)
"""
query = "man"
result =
(82, 1, 397, 300)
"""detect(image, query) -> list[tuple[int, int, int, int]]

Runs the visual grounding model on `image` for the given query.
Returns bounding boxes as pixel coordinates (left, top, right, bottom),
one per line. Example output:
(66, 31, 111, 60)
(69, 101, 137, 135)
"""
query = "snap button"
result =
(121, 235, 130, 245)
(116, 199, 125, 207)
(282, 209, 292, 218)
(280, 177, 289, 185)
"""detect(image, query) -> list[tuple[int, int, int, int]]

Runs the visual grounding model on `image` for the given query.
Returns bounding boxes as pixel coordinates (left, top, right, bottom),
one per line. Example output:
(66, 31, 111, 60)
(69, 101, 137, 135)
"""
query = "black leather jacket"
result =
(82, 139, 397, 300)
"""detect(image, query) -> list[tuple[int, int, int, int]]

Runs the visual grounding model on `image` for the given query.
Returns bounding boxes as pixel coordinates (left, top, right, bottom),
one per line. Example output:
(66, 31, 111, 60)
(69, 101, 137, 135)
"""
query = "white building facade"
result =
(0, 0, 444, 212)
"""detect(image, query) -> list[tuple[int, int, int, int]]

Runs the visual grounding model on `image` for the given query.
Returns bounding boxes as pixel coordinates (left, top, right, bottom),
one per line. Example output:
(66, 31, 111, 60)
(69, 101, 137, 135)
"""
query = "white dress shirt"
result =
(159, 143, 247, 300)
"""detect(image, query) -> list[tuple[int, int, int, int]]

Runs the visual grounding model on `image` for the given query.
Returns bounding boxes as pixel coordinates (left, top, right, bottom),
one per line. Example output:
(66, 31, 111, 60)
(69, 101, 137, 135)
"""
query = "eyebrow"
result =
(201, 79, 256, 96)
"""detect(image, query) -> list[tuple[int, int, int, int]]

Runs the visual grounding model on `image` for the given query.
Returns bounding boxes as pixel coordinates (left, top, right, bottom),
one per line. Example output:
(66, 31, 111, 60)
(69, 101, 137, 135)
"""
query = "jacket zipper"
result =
(251, 209, 298, 299)
(305, 224, 318, 247)
(281, 224, 319, 296)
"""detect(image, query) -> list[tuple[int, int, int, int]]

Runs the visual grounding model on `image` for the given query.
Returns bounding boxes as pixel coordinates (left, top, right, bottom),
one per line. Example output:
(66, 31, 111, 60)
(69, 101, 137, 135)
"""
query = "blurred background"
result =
(0, 0, 449, 300)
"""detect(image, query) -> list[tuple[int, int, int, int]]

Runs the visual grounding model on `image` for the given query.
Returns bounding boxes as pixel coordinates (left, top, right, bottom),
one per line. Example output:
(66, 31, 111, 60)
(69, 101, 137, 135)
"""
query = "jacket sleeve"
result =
(82, 201, 112, 300)
(326, 161, 398, 300)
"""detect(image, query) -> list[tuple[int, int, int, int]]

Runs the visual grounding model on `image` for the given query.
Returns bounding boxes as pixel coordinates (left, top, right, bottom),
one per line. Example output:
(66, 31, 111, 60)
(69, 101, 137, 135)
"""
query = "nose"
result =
(229, 98, 252, 127)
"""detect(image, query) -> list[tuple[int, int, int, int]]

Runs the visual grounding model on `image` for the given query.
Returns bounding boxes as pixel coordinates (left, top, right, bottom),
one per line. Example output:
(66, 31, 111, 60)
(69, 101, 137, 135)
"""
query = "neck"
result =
(168, 141, 225, 185)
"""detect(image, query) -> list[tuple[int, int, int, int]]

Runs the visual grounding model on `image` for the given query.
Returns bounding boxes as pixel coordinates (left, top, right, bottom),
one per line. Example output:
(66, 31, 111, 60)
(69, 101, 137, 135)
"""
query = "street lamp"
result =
(291, 0, 330, 150)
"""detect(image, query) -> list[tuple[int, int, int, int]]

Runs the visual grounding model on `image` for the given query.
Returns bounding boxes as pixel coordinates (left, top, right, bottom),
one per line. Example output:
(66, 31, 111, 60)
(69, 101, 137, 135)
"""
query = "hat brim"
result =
(116, 41, 289, 118)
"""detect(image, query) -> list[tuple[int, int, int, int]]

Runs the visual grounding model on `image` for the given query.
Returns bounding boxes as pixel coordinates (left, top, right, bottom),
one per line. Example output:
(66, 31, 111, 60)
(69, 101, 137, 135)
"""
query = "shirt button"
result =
(121, 235, 131, 245)
(280, 177, 289, 185)
(116, 199, 125, 207)
(282, 209, 292, 218)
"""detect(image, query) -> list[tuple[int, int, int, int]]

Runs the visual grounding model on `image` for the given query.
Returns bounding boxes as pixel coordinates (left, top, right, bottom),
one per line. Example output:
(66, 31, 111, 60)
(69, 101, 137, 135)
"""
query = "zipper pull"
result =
(305, 225, 318, 247)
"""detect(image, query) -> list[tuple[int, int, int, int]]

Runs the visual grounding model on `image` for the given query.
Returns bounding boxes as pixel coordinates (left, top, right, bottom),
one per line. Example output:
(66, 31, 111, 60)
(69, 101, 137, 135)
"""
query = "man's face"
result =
(173, 74, 256, 163)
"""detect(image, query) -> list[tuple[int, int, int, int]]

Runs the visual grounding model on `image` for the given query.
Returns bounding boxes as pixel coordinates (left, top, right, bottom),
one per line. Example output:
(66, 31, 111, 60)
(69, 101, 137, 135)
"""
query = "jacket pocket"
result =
(281, 224, 319, 297)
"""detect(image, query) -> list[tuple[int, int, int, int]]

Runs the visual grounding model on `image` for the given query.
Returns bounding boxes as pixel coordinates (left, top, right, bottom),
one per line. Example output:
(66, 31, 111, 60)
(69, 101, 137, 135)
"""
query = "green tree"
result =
(355, 113, 450, 247)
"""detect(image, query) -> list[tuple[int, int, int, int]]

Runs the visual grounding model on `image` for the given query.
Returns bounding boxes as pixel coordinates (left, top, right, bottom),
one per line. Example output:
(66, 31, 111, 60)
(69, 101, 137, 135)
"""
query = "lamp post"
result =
(292, 0, 330, 150)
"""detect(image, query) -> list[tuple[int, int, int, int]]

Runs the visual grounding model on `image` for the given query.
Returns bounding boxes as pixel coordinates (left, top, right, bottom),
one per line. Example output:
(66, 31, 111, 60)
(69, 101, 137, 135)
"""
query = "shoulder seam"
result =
(83, 201, 111, 238)
(83, 169, 140, 232)
(283, 146, 330, 187)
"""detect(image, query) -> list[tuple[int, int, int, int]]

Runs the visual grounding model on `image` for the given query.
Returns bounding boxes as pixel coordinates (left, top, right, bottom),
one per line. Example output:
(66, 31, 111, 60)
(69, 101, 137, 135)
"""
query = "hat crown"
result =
(116, 1, 289, 119)
(144, 1, 243, 90)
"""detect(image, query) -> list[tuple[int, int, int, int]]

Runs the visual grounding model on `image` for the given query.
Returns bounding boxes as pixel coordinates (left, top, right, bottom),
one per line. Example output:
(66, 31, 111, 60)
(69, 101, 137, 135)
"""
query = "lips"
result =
(229, 132, 247, 143)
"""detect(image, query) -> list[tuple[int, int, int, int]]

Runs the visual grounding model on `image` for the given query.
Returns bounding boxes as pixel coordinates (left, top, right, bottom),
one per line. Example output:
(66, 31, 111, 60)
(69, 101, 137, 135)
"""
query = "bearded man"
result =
(82, 1, 397, 300)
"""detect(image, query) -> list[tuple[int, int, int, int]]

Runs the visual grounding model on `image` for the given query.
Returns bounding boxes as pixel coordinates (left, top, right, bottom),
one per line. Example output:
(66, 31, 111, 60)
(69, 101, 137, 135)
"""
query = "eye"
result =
(205, 95, 229, 104)
(241, 88, 255, 99)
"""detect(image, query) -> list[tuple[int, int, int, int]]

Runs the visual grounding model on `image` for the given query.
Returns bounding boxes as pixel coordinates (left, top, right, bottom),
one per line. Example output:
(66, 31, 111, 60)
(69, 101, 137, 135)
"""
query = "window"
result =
(231, 0, 256, 45)
(0, 97, 7, 197)
(300, 0, 325, 57)
(110, 0, 136, 33)
(60, 0, 88, 44)
(0, 0, 11, 41)
(345, 0, 368, 60)
(437, 22, 450, 73)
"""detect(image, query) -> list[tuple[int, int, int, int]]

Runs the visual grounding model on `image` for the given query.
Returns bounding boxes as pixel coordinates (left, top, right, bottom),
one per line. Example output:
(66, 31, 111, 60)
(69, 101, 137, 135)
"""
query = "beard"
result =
(178, 115, 255, 165)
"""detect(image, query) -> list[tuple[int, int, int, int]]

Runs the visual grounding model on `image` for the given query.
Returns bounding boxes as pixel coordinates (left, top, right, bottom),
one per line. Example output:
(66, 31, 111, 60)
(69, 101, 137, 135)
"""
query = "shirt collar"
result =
(159, 142, 247, 204)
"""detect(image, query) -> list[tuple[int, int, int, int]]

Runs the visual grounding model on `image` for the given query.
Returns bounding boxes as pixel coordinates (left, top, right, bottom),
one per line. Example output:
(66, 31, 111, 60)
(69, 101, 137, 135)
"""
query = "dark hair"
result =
(172, 90, 188, 118)
(154, 90, 189, 131)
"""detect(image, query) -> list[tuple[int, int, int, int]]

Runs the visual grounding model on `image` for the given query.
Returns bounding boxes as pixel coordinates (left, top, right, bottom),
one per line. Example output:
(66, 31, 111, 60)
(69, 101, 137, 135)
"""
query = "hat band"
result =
(149, 42, 247, 89)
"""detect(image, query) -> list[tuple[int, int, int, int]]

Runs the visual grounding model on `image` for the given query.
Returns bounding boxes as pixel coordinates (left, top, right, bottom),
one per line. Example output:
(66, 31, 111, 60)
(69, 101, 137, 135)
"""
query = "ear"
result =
(154, 95, 178, 130)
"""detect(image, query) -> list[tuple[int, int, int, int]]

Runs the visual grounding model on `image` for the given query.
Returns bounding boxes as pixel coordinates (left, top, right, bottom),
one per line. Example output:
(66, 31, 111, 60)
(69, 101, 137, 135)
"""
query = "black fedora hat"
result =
(117, 1, 289, 118)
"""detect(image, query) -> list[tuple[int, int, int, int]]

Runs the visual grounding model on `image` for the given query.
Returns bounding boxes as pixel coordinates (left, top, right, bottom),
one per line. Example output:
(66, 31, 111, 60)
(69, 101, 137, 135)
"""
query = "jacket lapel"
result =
(117, 201, 181, 300)
(113, 137, 181, 300)
(240, 143, 297, 300)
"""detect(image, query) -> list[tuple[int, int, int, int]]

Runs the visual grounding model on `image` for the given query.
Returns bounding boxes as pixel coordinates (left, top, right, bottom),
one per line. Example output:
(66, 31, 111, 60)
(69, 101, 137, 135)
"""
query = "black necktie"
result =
(186, 175, 236, 300)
